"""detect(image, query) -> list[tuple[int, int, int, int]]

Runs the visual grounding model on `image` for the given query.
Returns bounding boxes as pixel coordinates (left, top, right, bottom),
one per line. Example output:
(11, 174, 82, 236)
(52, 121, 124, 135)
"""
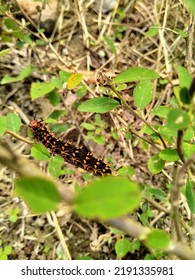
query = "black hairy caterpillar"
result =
(29, 120, 112, 176)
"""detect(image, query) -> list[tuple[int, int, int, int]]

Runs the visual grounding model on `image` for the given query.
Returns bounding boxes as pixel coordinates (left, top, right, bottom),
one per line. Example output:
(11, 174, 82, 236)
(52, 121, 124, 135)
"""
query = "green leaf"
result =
(145, 229, 170, 250)
(115, 238, 131, 258)
(80, 122, 95, 130)
(177, 66, 192, 89)
(48, 110, 67, 120)
(50, 123, 71, 133)
(7, 113, 21, 133)
(113, 67, 159, 83)
(51, 78, 63, 89)
(117, 166, 135, 176)
(183, 127, 194, 141)
(59, 70, 71, 82)
(175, 28, 187, 38)
(148, 154, 165, 174)
(145, 25, 160, 37)
(159, 148, 179, 162)
(109, 227, 124, 235)
(0, 48, 10, 57)
(78, 97, 119, 113)
(133, 80, 153, 110)
(77, 256, 94, 260)
(0, 116, 7, 136)
(129, 240, 141, 253)
(115, 84, 127, 91)
(31, 144, 51, 161)
(183, 142, 195, 159)
(104, 35, 117, 59)
(180, 87, 191, 105)
(167, 108, 190, 131)
(184, 0, 195, 13)
(158, 125, 177, 138)
(75, 85, 88, 97)
(186, 180, 195, 213)
(0, 253, 8, 260)
(14, 176, 61, 213)
(48, 155, 65, 177)
(1, 66, 33, 84)
(94, 134, 105, 145)
(48, 90, 60, 106)
(151, 106, 170, 118)
(3, 246, 12, 256)
(74, 176, 141, 220)
(30, 82, 55, 100)
(67, 73, 83, 90)
(145, 187, 165, 201)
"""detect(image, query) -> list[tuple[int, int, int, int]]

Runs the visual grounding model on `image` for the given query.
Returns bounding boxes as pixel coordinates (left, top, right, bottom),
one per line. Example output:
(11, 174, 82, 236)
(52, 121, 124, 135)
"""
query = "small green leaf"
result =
(48, 90, 61, 106)
(167, 108, 190, 131)
(117, 166, 135, 176)
(7, 113, 21, 133)
(183, 127, 194, 141)
(145, 229, 170, 250)
(113, 67, 159, 83)
(109, 227, 124, 235)
(145, 25, 160, 37)
(77, 256, 94, 260)
(180, 87, 191, 105)
(183, 142, 195, 159)
(48, 110, 67, 120)
(30, 82, 55, 100)
(50, 123, 71, 133)
(177, 66, 192, 89)
(115, 238, 131, 258)
(0, 254, 8, 260)
(184, 0, 195, 14)
(80, 122, 95, 130)
(48, 155, 64, 177)
(74, 176, 141, 220)
(14, 176, 61, 213)
(3, 246, 12, 255)
(31, 144, 51, 161)
(1, 66, 33, 84)
(145, 187, 165, 201)
(151, 106, 170, 118)
(0, 116, 7, 136)
(0, 48, 10, 57)
(94, 134, 105, 145)
(133, 80, 153, 110)
(104, 35, 117, 59)
(67, 73, 83, 90)
(148, 154, 165, 174)
(115, 84, 127, 91)
(78, 97, 119, 113)
(59, 70, 71, 82)
(186, 180, 195, 213)
(51, 78, 63, 89)
(175, 28, 187, 38)
(159, 148, 180, 162)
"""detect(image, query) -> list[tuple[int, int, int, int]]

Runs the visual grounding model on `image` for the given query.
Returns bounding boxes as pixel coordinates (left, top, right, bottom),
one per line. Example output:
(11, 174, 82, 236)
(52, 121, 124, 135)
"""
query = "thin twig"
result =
(6, 129, 33, 144)
(171, 155, 195, 242)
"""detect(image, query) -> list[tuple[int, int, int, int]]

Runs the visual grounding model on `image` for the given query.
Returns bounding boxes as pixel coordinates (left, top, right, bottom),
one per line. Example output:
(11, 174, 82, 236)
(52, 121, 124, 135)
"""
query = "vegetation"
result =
(0, 0, 195, 260)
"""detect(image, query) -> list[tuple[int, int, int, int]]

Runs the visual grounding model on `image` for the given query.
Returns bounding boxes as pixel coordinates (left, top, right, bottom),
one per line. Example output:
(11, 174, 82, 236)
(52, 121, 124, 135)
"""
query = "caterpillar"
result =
(29, 120, 112, 176)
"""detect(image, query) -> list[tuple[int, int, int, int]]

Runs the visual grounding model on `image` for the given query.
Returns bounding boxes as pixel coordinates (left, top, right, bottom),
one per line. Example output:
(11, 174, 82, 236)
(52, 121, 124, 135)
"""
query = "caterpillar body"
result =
(29, 120, 112, 176)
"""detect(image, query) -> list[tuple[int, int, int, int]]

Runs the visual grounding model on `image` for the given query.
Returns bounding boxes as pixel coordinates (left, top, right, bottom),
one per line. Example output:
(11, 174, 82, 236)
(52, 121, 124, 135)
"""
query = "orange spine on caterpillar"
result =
(29, 120, 112, 176)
